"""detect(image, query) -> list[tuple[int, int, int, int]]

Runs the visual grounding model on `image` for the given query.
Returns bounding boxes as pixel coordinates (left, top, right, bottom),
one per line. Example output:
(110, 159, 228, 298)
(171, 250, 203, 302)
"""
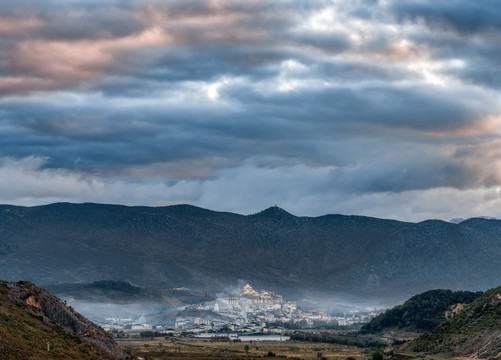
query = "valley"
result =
(2, 203, 501, 359)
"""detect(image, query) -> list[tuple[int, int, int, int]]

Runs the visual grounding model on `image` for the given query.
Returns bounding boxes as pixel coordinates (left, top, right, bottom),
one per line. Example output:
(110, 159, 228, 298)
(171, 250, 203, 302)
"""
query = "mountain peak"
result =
(475, 216, 498, 221)
(253, 206, 294, 218)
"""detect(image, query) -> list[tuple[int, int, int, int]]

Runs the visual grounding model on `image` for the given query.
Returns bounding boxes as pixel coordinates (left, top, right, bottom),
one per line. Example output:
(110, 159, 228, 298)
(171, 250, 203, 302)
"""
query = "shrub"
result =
(372, 350, 383, 360)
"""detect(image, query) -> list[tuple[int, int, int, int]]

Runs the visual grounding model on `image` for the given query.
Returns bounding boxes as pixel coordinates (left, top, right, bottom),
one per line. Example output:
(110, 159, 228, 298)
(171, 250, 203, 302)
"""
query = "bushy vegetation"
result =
(361, 289, 482, 333)
(408, 285, 501, 357)
(288, 333, 387, 348)
(371, 349, 384, 360)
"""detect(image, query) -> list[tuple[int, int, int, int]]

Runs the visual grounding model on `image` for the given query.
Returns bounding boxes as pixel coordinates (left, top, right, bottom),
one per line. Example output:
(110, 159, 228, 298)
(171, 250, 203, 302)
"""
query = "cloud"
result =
(0, 15, 44, 35)
(0, 156, 198, 206)
(3, 27, 172, 93)
(0, 1, 501, 221)
(4, 156, 501, 223)
(0, 156, 104, 203)
(391, 0, 501, 35)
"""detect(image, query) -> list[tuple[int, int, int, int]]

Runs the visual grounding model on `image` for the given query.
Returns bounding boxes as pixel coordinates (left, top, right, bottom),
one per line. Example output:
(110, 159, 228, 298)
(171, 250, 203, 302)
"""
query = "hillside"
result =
(361, 289, 482, 334)
(47, 280, 164, 303)
(47, 280, 213, 306)
(0, 280, 129, 359)
(1, 203, 501, 301)
(407, 285, 501, 358)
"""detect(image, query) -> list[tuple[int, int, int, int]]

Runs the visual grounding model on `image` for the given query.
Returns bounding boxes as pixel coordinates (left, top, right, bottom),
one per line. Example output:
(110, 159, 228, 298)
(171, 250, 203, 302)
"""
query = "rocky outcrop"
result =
(2, 280, 129, 359)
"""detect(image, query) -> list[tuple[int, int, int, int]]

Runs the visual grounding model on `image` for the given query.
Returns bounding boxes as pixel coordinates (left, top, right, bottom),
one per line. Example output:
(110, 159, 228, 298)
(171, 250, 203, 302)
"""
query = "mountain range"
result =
(1, 202, 501, 303)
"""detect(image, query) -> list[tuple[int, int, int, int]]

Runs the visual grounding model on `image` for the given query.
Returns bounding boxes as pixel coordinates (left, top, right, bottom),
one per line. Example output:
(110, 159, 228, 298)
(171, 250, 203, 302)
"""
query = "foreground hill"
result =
(1, 203, 501, 300)
(0, 280, 129, 359)
(407, 285, 501, 358)
(361, 289, 482, 334)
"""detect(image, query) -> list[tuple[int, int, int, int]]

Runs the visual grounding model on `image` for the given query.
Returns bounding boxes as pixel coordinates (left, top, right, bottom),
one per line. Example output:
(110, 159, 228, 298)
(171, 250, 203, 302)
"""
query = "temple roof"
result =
(241, 284, 260, 297)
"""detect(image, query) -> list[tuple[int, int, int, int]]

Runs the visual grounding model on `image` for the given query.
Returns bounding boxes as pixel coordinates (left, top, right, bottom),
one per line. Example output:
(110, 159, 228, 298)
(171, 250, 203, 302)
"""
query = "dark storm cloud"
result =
(392, 0, 501, 35)
(0, 80, 486, 188)
(40, 10, 144, 40)
(1, 0, 501, 220)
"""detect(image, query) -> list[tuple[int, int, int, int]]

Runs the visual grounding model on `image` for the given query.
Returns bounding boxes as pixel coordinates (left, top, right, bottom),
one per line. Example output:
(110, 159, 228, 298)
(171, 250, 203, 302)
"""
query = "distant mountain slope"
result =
(407, 285, 501, 358)
(0, 280, 129, 359)
(361, 289, 482, 334)
(47, 280, 165, 303)
(47, 280, 213, 306)
(1, 203, 501, 300)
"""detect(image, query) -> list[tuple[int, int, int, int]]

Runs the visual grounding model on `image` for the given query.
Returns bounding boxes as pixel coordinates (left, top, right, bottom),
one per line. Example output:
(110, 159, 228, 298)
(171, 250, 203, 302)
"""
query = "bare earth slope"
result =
(0, 280, 129, 359)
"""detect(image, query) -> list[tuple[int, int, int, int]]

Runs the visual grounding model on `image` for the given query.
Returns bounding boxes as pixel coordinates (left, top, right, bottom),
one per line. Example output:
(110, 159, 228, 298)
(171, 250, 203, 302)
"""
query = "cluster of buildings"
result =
(98, 284, 378, 338)
(173, 284, 333, 333)
(332, 312, 379, 326)
(99, 319, 173, 336)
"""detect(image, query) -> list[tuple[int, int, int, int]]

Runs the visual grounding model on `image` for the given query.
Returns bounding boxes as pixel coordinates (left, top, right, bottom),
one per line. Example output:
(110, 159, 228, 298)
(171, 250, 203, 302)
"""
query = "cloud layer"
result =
(1, 0, 501, 221)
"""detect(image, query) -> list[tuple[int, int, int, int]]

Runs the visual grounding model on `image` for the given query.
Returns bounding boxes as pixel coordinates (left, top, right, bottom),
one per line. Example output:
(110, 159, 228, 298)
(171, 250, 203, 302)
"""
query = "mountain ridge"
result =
(1, 202, 501, 302)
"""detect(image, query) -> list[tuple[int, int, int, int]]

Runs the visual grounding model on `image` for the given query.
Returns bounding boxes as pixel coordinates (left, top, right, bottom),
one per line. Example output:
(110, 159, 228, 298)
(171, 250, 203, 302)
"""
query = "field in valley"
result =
(117, 337, 369, 360)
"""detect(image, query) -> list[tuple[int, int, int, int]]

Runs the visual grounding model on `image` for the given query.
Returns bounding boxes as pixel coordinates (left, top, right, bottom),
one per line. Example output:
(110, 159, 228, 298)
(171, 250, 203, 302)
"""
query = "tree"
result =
(140, 330, 154, 338)
(244, 344, 250, 353)
(372, 350, 384, 360)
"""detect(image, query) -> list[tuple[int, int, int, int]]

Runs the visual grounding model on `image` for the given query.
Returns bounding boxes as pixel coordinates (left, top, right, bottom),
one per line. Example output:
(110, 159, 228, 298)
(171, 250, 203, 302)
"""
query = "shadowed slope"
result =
(1, 203, 500, 301)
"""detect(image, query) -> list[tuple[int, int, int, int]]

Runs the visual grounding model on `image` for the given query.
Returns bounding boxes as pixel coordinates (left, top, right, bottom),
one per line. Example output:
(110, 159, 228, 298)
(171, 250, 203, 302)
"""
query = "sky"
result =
(1, 0, 501, 222)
